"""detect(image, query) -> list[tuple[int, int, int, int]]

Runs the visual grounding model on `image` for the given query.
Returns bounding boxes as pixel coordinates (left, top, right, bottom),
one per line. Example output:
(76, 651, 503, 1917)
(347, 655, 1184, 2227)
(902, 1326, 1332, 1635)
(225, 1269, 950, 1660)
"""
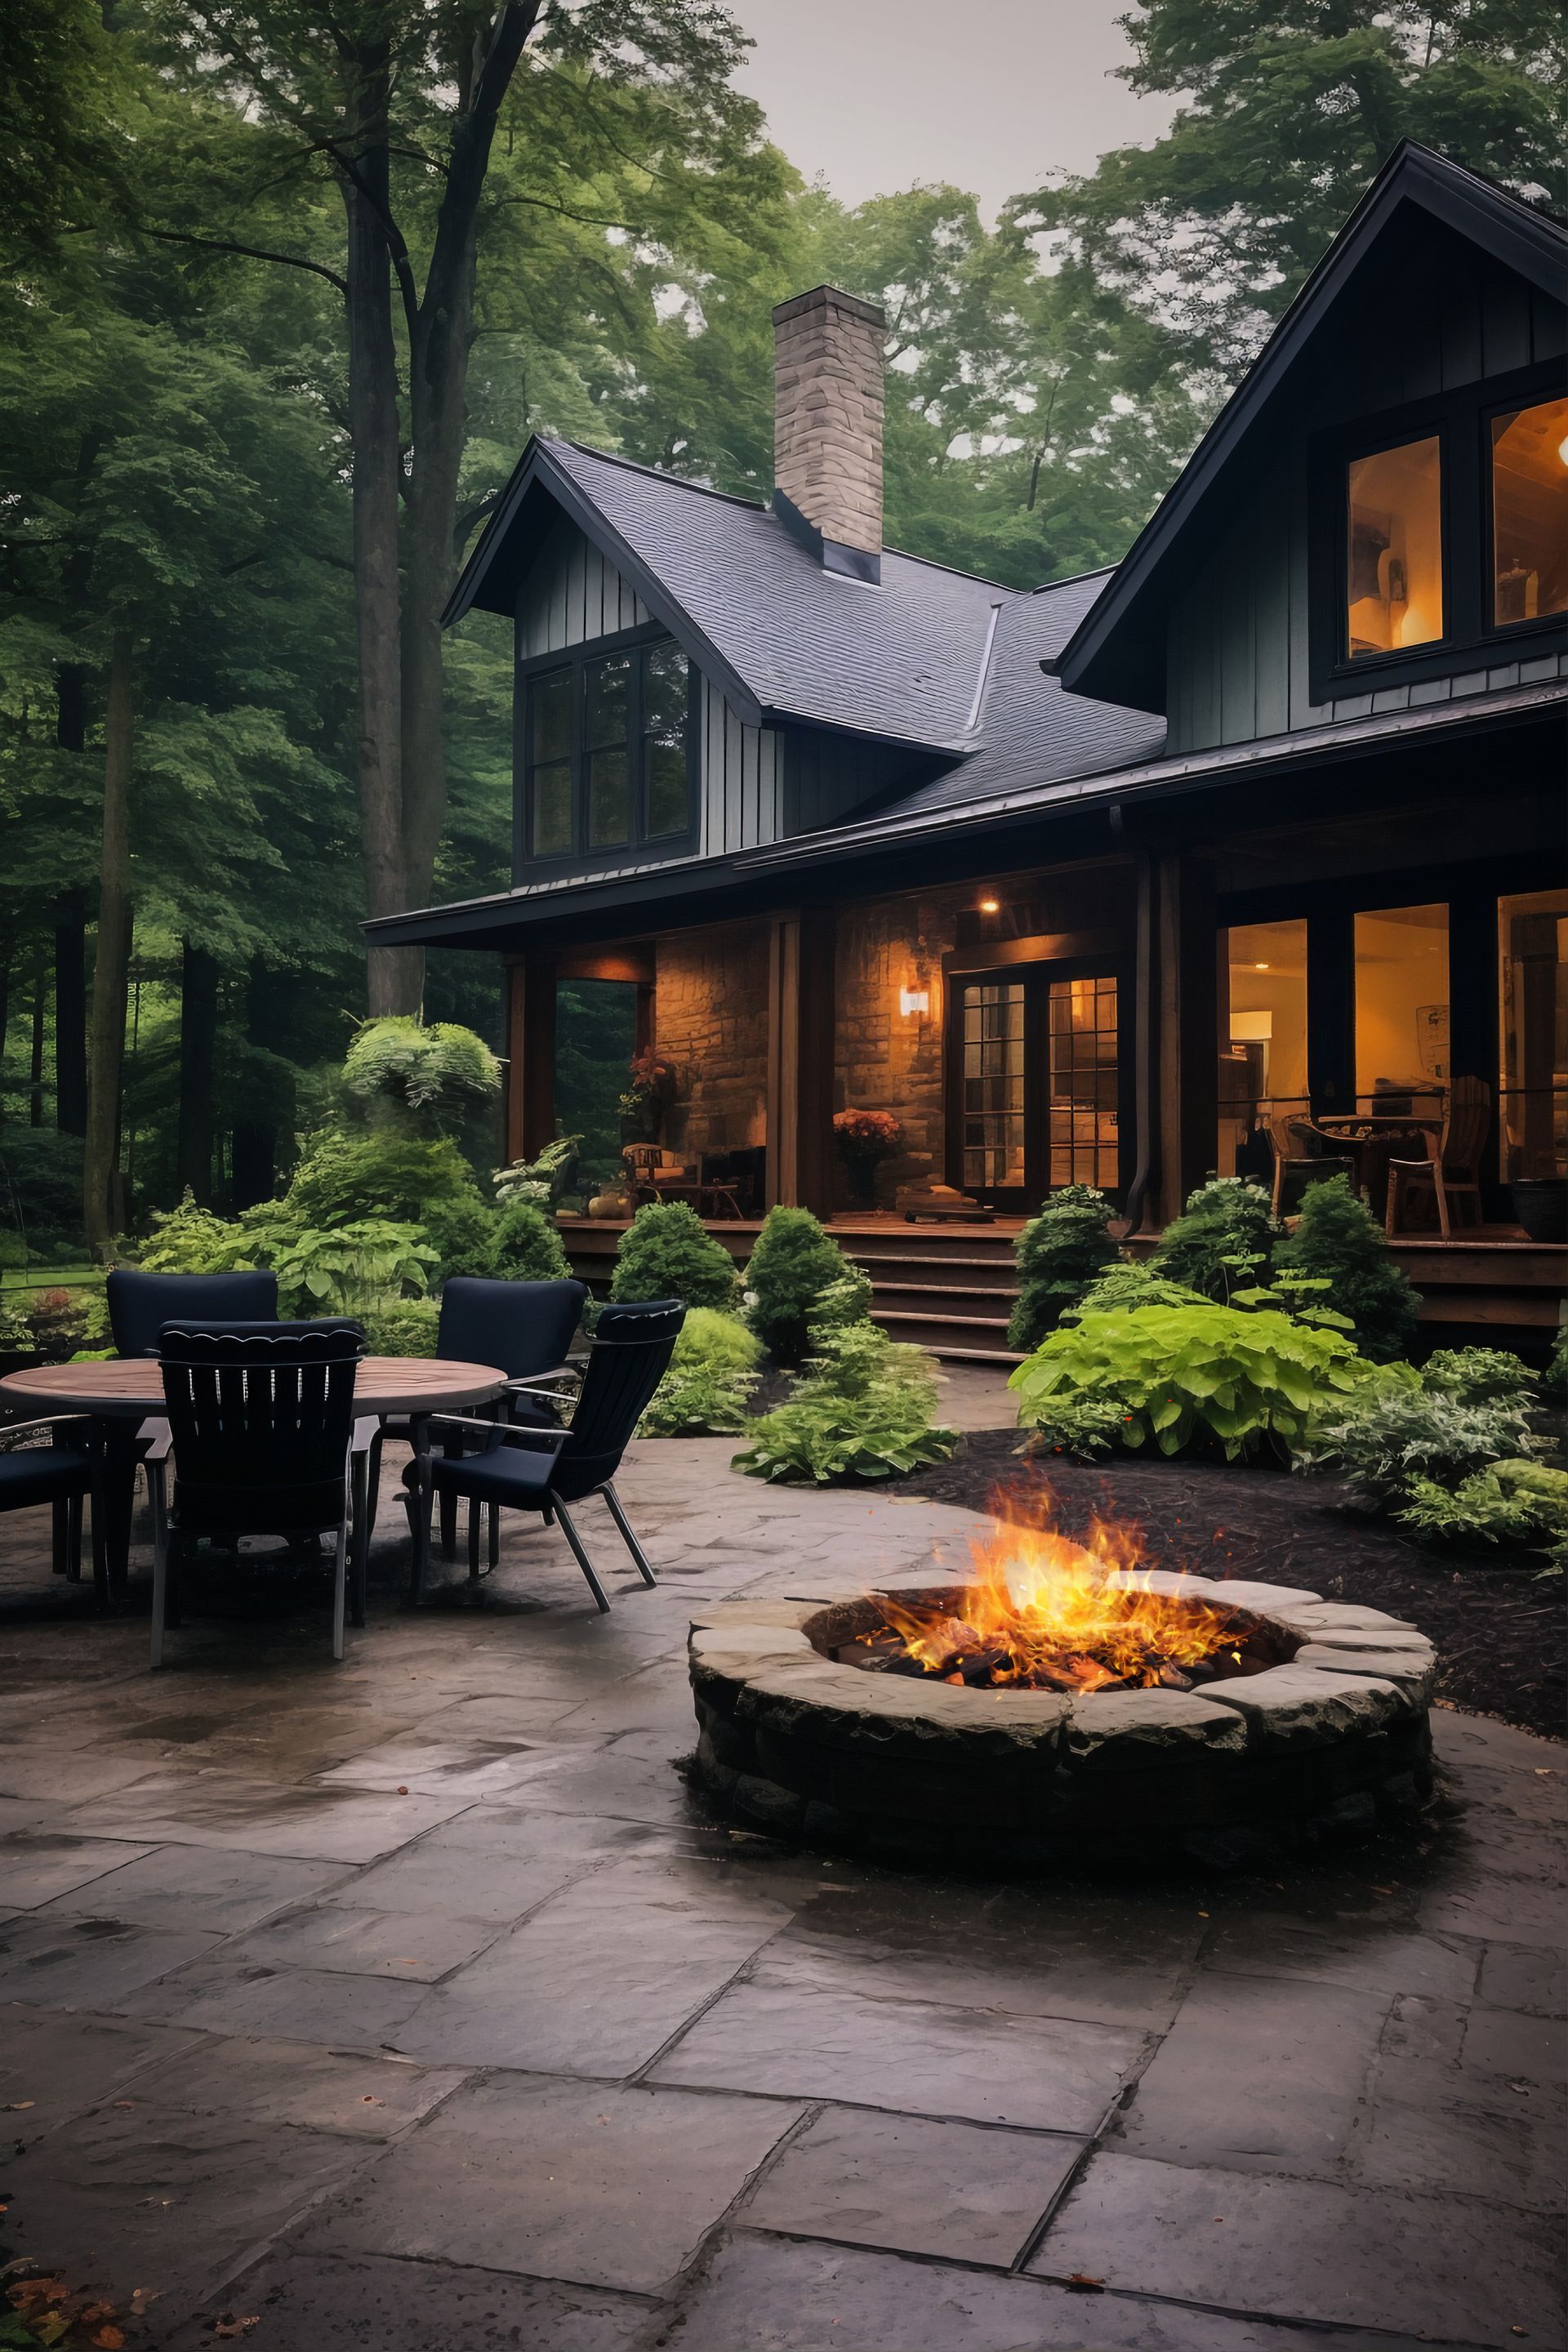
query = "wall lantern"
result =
(979, 897, 1000, 914)
(899, 984, 930, 1018)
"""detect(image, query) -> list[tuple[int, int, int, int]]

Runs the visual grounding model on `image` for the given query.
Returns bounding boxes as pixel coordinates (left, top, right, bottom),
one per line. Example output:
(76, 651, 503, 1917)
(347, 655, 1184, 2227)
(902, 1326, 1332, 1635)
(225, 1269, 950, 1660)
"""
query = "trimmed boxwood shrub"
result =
(610, 1200, 739, 1310)
(743, 1206, 858, 1365)
(1152, 1177, 1277, 1302)
(489, 1199, 572, 1282)
(1007, 1184, 1117, 1350)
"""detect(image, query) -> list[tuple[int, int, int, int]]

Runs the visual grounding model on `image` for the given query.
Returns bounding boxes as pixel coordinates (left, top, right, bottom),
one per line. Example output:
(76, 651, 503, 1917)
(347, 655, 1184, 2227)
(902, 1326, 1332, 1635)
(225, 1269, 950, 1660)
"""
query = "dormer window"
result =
(520, 631, 696, 869)
(1490, 396, 1568, 626)
(1346, 436, 1443, 658)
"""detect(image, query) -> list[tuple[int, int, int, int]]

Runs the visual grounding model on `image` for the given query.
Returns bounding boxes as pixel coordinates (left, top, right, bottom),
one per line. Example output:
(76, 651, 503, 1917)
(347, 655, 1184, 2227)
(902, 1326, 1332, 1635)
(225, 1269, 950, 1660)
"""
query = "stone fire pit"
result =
(688, 1573, 1437, 1870)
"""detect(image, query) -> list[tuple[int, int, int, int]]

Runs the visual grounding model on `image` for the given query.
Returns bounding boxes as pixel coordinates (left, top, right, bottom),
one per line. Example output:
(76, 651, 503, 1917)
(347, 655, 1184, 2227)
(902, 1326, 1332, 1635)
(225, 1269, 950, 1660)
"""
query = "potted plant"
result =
(619, 1049, 673, 1143)
(1509, 1175, 1567, 1244)
(833, 1108, 904, 1211)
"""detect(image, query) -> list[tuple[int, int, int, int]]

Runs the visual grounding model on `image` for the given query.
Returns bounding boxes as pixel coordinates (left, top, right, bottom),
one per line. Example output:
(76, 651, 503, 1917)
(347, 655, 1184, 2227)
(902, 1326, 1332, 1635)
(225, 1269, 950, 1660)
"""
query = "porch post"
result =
(1154, 849, 1218, 1225)
(766, 907, 835, 1213)
(505, 956, 556, 1164)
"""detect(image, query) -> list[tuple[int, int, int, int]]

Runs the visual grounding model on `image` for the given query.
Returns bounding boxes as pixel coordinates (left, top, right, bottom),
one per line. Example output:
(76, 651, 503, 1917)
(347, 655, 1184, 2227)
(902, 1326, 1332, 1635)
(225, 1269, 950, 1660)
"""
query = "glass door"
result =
(953, 966, 1124, 1209)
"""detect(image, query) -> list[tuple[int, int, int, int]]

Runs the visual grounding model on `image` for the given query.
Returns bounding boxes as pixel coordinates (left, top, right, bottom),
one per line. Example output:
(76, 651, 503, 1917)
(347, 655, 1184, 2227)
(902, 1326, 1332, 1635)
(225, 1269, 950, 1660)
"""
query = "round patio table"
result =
(0, 1355, 506, 1612)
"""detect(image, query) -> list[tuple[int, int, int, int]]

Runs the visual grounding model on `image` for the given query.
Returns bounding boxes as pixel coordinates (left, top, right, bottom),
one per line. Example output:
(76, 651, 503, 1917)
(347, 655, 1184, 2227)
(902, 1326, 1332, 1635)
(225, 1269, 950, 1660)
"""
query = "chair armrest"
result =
(427, 1412, 569, 1448)
(505, 1374, 580, 1398)
(0, 1412, 95, 1441)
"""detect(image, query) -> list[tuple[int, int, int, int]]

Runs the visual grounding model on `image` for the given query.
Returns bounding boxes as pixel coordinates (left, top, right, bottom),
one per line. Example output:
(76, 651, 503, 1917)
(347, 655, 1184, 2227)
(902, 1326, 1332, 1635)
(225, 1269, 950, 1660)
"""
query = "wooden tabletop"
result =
(0, 1355, 508, 1423)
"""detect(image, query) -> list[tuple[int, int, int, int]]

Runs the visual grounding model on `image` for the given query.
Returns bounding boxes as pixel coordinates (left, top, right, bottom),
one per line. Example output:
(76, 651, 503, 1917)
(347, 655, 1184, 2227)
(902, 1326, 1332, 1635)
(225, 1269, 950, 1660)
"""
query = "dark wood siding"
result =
(1165, 220, 1568, 754)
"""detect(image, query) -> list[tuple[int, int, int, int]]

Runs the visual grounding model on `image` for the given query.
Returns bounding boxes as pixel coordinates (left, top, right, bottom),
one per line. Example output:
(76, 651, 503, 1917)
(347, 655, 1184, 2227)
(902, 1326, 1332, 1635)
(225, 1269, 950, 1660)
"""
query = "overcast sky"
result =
(728, 0, 1175, 219)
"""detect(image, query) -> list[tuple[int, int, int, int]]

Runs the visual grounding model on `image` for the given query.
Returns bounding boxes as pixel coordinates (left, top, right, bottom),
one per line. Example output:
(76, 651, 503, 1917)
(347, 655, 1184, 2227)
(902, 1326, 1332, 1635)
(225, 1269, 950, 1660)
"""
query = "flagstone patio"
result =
(0, 1425, 1563, 2352)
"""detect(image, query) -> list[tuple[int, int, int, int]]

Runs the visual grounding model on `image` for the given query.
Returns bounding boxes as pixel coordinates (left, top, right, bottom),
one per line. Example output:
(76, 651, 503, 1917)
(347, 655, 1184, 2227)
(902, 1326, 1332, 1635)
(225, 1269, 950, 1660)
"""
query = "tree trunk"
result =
(341, 46, 416, 1018)
(53, 664, 90, 1135)
(84, 631, 134, 1261)
(175, 939, 219, 1204)
(0, 921, 12, 1119)
(29, 942, 46, 1128)
(231, 959, 284, 1210)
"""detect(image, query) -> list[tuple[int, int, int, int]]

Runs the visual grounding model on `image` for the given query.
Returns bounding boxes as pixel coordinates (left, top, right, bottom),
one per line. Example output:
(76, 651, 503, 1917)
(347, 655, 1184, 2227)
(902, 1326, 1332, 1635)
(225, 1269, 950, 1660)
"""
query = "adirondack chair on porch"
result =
(1384, 1076, 1491, 1240)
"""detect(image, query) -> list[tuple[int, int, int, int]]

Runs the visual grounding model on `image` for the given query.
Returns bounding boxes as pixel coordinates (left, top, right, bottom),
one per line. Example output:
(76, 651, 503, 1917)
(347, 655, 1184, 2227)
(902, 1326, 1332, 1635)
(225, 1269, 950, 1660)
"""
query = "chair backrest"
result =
(108, 1268, 278, 1359)
(157, 1321, 360, 1533)
(552, 1298, 684, 1501)
(435, 1276, 587, 1381)
(1441, 1075, 1491, 1174)
(622, 1145, 662, 1176)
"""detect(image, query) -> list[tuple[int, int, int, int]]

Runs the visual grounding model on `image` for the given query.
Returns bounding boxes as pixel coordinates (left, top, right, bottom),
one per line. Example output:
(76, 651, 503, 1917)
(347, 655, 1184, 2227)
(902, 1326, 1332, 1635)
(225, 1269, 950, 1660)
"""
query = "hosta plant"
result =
(733, 1321, 959, 1484)
(639, 1308, 761, 1436)
(1010, 1301, 1374, 1462)
(267, 1219, 438, 1317)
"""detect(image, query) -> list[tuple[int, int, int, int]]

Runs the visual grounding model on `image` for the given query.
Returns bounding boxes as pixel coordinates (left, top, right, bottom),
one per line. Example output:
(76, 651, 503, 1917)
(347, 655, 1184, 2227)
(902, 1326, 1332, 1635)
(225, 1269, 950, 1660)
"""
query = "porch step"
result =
(871, 1306, 1024, 1361)
(840, 1250, 1021, 1293)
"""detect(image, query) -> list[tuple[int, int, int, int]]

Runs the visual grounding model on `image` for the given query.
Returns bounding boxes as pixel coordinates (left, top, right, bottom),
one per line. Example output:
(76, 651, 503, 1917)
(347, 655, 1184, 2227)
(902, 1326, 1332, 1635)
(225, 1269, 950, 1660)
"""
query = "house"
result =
(369, 143, 1567, 1352)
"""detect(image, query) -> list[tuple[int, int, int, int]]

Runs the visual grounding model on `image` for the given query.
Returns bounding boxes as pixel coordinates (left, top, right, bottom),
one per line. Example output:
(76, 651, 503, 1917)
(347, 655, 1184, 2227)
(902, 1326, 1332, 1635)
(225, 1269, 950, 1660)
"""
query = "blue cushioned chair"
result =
(414, 1298, 683, 1611)
(148, 1320, 363, 1667)
(106, 1269, 279, 1358)
(0, 1417, 93, 1580)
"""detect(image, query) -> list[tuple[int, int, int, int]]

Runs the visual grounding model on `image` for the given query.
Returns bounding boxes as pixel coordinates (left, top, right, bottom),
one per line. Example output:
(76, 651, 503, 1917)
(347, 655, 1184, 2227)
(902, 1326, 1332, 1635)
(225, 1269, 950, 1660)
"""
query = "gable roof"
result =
(1054, 141, 1568, 712)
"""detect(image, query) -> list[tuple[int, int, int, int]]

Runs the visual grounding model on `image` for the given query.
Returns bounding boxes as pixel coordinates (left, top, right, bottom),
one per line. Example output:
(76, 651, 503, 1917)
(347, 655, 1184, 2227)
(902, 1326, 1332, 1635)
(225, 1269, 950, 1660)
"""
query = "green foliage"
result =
(138, 1192, 242, 1274)
(1007, 1185, 1118, 1350)
(1067, 1262, 1206, 1317)
(1396, 1459, 1568, 1555)
(493, 1137, 582, 1209)
(0, 1129, 85, 1254)
(1420, 1348, 1538, 1405)
(639, 1307, 761, 1436)
(744, 1206, 857, 1365)
(490, 1200, 572, 1284)
(1151, 1178, 1277, 1303)
(610, 1200, 738, 1310)
(1272, 1177, 1419, 1362)
(356, 1295, 441, 1358)
(266, 1220, 437, 1318)
(1015, 1392, 1134, 1460)
(808, 1268, 874, 1331)
(285, 1131, 494, 1278)
(1548, 1325, 1567, 1399)
(1298, 1374, 1542, 1512)
(733, 1321, 959, 1485)
(342, 1019, 501, 1136)
(1011, 1301, 1373, 1462)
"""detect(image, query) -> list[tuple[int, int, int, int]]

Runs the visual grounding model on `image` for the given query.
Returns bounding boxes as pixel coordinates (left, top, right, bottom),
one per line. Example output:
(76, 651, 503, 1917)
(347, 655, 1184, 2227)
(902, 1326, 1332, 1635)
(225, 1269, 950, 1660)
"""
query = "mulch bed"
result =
(901, 1432, 1565, 1741)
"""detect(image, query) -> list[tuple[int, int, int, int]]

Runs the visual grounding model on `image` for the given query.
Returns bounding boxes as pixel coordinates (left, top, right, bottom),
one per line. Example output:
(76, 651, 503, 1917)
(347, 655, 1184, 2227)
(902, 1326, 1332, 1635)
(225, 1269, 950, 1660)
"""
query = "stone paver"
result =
(0, 1423, 1560, 2350)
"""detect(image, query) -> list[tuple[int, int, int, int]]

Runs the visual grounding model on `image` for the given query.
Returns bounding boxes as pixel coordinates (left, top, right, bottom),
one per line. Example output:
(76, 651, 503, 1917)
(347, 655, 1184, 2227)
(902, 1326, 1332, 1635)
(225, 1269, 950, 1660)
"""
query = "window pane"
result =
(960, 982, 1025, 1191)
(643, 639, 688, 733)
(1219, 919, 1308, 1178)
(1347, 436, 1443, 657)
(532, 760, 573, 857)
(585, 653, 631, 749)
(530, 669, 572, 764)
(1353, 902, 1448, 1118)
(588, 746, 630, 849)
(1491, 398, 1568, 626)
(646, 740, 688, 838)
(1498, 889, 1568, 1179)
(1048, 975, 1118, 1191)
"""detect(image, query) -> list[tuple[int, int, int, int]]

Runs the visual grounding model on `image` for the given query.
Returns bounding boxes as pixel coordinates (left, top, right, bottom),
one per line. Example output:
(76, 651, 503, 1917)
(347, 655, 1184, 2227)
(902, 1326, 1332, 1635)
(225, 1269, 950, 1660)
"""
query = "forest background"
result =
(2, 0, 1563, 1260)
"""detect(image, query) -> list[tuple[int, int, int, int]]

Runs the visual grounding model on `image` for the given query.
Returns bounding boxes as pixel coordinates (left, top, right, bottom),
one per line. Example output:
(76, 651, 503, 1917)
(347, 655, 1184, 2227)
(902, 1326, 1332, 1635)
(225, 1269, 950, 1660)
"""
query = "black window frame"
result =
(514, 621, 700, 877)
(1308, 356, 1568, 705)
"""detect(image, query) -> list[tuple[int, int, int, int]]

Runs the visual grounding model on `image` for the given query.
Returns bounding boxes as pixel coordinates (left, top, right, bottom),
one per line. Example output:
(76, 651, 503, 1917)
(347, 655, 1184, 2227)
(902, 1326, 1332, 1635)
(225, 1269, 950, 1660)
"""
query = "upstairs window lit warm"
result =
(524, 635, 695, 865)
(1490, 396, 1568, 628)
(1346, 436, 1443, 658)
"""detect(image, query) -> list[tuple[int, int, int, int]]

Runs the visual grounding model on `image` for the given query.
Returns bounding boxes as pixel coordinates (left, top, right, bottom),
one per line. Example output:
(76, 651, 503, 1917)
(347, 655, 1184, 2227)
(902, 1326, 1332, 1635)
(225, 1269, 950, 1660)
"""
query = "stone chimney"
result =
(772, 285, 885, 583)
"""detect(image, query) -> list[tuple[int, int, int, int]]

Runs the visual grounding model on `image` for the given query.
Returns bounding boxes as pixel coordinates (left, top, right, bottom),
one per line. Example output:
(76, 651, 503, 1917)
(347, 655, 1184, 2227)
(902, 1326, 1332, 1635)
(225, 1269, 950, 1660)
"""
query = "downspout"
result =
(1116, 806, 1156, 1238)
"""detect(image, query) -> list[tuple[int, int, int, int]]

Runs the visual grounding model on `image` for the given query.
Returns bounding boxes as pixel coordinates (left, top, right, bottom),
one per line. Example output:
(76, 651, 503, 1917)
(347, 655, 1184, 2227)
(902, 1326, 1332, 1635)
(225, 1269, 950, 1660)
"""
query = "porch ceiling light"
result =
(979, 897, 1000, 913)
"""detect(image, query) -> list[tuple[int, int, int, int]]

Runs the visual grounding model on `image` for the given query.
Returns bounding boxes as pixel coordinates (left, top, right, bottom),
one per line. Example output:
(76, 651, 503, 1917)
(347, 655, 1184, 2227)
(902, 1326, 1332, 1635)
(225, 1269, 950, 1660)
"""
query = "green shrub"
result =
(639, 1308, 761, 1436)
(1396, 1459, 1568, 1553)
(493, 1137, 582, 1209)
(0, 1128, 85, 1251)
(1152, 1177, 1277, 1303)
(342, 1017, 501, 1134)
(1271, 1176, 1419, 1362)
(358, 1295, 441, 1357)
(1007, 1185, 1117, 1350)
(1011, 1300, 1373, 1463)
(267, 1219, 438, 1317)
(808, 1267, 874, 1330)
(1065, 1262, 1205, 1318)
(281, 1130, 497, 1281)
(1297, 1375, 1541, 1511)
(1548, 1324, 1566, 1400)
(743, 1206, 857, 1365)
(610, 1200, 738, 1310)
(733, 1321, 959, 1484)
(1420, 1347, 1537, 1405)
(139, 1193, 245, 1274)
(489, 1199, 572, 1283)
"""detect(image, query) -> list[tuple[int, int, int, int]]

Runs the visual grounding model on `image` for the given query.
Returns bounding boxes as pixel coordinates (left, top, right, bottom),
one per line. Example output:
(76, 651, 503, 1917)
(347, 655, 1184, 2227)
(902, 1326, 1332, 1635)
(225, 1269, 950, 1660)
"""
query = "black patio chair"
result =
(0, 1415, 93, 1581)
(367, 1275, 588, 1561)
(412, 1298, 684, 1611)
(106, 1269, 279, 1359)
(147, 1320, 363, 1668)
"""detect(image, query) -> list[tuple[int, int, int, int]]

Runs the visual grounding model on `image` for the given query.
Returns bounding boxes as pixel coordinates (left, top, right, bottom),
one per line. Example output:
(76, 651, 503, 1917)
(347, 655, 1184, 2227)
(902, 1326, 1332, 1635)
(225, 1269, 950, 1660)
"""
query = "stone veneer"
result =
(688, 1576, 1437, 1871)
(773, 287, 886, 557)
(654, 920, 768, 1160)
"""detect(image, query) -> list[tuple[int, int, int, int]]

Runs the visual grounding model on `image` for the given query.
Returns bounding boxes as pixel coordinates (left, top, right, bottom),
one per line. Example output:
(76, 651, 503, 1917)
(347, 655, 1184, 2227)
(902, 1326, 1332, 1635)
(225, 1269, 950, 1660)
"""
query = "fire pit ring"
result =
(688, 1572, 1437, 1872)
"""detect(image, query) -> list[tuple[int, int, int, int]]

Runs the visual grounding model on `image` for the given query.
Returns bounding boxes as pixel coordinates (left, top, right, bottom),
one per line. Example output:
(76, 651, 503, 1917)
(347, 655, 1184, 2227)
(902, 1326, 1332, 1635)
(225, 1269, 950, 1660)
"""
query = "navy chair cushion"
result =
(108, 1270, 278, 1360)
(0, 1446, 91, 1508)
(430, 1441, 555, 1508)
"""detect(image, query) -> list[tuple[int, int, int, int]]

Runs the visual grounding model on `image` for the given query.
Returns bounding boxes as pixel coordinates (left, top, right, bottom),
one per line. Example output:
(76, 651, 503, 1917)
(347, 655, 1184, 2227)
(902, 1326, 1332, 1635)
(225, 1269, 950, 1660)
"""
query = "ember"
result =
(844, 1501, 1261, 1694)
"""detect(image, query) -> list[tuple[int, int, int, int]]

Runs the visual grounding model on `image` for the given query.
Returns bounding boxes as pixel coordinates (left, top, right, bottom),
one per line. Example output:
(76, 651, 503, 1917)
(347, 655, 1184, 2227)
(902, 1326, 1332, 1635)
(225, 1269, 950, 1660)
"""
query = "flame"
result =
(869, 1490, 1242, 1693)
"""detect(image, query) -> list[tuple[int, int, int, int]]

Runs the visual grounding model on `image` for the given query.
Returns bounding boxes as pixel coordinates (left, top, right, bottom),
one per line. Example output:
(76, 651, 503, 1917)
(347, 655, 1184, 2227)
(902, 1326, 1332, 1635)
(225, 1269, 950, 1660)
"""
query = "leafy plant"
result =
(287, 1131, 493, 1271)
(1420, 1347, 1538, 1405)
(493, 1136, 583, 1209)
(1011, 1300, 1374, 1462)
(489, 1198, 573, 1283)
(808, 1267, 875, 1330)
(1151, 1177, 1277, 1303)
(138, 1192, 243, 1274)
(610, 1200, 738, 1310)
(266, 1219, 437, 1317)
(1298, 1374, 1541, 1509)
(357, 1295, 441, 1357)
(1008, 1184, 1118, 1348)
(1271, 1175, 1419, 1362)
(617, 1049, 673, 1120)
(832, 1107, 904, 1162)
(744, 1206, 858, 1365)
(1066, 1262, 1206, 1318)
(342, 1017, 501, 1134)
(639, 1307, 761, 1436)
(733, 1321, 959, 1484)
(1015, 1392, 1134, 1459)
(1396, 1459, 1568, 1554)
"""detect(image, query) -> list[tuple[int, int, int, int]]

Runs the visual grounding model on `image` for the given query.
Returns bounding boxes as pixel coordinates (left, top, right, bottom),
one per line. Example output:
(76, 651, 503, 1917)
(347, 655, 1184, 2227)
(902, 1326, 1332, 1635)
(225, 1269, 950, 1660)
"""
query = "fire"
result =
(865, 1494, 1245, 1694)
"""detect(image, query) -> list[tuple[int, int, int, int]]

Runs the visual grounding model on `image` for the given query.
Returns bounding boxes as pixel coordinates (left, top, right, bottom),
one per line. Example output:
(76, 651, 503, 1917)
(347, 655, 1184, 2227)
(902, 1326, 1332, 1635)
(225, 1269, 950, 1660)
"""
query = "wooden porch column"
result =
(504, 957, 556, 1164)
(766, 907, 835, 1213)
(1154, 849, 1218, 1225)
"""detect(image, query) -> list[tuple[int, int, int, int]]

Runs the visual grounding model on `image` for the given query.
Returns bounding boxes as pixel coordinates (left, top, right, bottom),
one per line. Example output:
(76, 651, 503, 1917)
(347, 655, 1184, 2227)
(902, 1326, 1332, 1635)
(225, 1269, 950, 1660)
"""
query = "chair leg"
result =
(602, 1481, 658, 1587)
(1432, 1164, 1452, 1241)
(488, 1501, 500, 1570)
(350, 1448, 369, 1629)
(150, 1522, 171, 1668)
(363, 1431, 382, 1546)
(439, 1431, 461, 1559)
(552, 1498, 611, 1613)
(51, 1497, 69, 1577)
(67, 1493, 84, 1579)
(466, 1499, 482, 1584)
(409, 1418, 433, 1605)
(332, 1508, 349, 1661)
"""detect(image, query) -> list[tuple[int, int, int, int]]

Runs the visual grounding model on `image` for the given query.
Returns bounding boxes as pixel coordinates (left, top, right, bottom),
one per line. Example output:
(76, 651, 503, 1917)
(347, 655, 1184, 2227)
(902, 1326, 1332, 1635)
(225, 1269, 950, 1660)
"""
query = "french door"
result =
(948, 964, 1127, 1210)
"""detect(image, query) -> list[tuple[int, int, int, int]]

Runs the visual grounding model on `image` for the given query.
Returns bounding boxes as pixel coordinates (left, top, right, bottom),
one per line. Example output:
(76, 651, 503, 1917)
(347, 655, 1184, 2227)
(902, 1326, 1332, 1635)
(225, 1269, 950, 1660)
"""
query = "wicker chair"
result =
(1384, 1076, 1491, 1239)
